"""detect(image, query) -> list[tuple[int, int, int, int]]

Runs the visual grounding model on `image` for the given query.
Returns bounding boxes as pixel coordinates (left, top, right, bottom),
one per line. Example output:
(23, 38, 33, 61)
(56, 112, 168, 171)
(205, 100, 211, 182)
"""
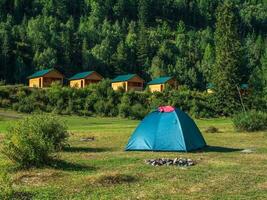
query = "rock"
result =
(241, 149, 254, 153)
(80, 137, 95, 142)
(145, 158, 195, 167)
(178, 159, 184, 165)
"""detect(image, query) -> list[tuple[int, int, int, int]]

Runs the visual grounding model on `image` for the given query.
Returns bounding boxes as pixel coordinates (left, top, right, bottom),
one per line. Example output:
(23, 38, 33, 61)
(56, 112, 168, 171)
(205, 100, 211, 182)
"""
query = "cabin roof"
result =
(111, 74, 138, 83)
(240, 83, 249, 89)
(69, 71, 95, 80)
(147, 77, 173, 85)
(206, 83, 215, 89)
(28, 68, 54, 79)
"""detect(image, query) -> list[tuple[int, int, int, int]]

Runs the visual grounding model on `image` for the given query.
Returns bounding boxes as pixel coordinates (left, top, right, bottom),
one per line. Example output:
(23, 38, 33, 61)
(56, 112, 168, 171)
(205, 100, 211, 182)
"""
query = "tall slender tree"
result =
(213, 1, 242, 114)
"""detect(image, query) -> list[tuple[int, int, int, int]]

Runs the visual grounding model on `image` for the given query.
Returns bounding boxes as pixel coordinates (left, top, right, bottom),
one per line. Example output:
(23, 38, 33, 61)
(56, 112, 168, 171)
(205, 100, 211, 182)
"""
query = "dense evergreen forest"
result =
(0, 0, 266, 92)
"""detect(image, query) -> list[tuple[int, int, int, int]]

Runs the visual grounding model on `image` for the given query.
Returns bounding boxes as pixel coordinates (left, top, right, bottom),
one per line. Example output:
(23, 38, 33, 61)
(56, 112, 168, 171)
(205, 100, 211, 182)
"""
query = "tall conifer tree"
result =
(213, 1, 242, 114)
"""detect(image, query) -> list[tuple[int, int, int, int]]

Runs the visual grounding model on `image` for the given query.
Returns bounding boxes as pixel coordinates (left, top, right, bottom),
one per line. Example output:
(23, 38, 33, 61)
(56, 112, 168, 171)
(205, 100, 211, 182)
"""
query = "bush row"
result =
(0, 81, 265, 119)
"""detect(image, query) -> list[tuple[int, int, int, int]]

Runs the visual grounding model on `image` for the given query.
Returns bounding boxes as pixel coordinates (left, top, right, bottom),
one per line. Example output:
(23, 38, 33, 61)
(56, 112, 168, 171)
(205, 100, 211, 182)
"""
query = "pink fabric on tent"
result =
(158, 106, 175, 112)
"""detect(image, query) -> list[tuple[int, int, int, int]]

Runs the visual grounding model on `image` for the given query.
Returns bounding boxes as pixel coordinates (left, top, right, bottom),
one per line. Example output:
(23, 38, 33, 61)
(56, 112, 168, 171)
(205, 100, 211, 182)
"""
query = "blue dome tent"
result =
(126, 106, 206, 152)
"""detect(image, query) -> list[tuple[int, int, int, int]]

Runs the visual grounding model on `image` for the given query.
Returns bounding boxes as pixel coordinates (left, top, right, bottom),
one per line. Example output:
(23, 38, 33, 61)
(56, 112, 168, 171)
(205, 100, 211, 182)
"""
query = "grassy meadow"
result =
(0, 110, 266, 200)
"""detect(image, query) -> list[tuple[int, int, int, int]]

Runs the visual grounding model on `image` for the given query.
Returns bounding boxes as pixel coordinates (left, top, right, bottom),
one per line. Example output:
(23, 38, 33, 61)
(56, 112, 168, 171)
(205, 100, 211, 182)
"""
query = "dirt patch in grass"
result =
(258, 182, 267, 190)
(14, 171, 63, 186)
(91, 173, 137, 186)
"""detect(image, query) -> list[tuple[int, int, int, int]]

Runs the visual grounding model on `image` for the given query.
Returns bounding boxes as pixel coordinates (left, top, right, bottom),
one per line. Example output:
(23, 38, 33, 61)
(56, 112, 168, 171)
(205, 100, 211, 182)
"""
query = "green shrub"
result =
(149, 92, 166, 109)
(130, 104, 148, 119)
(0, 85, 265, 119)
(232, 111, 267, 132)
(2, 114, 69, 168)
(0, 169, 14, 200)
(119, 102, 131, 118)
(94, 100, 110, 116)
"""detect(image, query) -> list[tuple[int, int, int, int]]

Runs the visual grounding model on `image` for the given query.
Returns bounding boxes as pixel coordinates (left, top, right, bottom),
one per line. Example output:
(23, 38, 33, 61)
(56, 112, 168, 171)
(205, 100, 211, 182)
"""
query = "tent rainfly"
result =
(126, 106, 206, 152)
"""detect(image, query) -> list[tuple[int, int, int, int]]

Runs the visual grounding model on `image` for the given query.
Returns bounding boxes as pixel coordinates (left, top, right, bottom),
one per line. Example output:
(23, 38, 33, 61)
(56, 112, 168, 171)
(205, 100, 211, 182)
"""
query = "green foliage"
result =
(0, 80, 266, 119)
(2, 114, 69, 168)
(130, 103, 148, 120)
(0, 169, 14, 200)
(232, 111, 267, 132)
(0, 0, 266, 116)
(213, 1, 242, 115)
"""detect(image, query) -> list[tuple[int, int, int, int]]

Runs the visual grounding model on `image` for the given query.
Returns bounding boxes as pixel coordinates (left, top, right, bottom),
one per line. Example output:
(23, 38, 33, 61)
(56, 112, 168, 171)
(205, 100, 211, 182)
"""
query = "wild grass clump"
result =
(205, 126, 220, 133)
(232, 111, 267, 132)
(1, 114, 69, 168)
(0, 169, 14, 200)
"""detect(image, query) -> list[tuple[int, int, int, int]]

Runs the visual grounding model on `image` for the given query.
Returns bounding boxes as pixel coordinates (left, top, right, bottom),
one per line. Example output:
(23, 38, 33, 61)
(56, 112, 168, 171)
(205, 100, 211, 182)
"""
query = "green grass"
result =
(0, 110, 266, 200)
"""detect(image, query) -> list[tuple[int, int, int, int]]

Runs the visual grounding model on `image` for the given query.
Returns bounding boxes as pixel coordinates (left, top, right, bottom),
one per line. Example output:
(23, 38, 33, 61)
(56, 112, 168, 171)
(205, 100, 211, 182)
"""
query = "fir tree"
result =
(213, 1, 242, 114)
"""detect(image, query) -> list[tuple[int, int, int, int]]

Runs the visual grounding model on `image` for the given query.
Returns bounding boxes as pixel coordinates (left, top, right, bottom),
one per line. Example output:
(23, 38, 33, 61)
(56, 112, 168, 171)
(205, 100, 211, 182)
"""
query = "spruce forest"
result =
(0, 1, 266, 94)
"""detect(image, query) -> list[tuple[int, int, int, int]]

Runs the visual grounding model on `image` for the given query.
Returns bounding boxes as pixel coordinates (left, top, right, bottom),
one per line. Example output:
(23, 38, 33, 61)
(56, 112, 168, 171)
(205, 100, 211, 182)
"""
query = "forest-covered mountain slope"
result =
(0, 0, 266, 91)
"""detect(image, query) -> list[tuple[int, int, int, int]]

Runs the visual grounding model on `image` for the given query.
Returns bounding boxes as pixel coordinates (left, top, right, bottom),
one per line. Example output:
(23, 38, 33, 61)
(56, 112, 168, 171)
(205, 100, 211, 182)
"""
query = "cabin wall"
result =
(127, 81, 143, 91)
(127, 85, 143, 91)
(28, 70, 64, 88)
(148, 79, 176, 92)
(43, 77, 63, 87)
(29, 78, 41, 88)
(167, 79, 176, 87)
(70, 80, 83, 88)
(207, 89, 214, 94)
(44, 70, 64, 78)
(87, 72, 103, 80)
(112, 81, 143, 91)
(42, 70, 64, 87)
(149, 84, 163, 92)
(112, 82, 125, 91)
(127, 76, 144, 91)
(129, 76, 144, 83)
(84, 79, 101, 85)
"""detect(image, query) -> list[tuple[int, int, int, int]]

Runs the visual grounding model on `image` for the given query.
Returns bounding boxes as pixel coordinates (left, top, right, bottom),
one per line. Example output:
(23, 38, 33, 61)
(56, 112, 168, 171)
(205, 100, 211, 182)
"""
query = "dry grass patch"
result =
(14, 171, 63, 186)
(258, 182, 267, 190)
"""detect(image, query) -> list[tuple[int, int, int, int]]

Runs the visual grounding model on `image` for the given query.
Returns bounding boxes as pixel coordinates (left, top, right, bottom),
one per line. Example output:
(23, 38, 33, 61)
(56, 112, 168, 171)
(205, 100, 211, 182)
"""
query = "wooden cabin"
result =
(147, 77, 176, 92)
(206, 83, 215, 94)
(111, 74, 144, 92)
(28, 68, 64, 88)
(69, 71, 103, 88)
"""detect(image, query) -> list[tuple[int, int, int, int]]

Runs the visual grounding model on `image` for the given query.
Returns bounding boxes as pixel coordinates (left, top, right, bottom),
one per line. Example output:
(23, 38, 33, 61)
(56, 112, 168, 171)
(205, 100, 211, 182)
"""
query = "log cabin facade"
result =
(147, 77, 176, 92)
(111, 74, 144, 92)
(69, 71, 103, 88)
(28, 68, 64, 88)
